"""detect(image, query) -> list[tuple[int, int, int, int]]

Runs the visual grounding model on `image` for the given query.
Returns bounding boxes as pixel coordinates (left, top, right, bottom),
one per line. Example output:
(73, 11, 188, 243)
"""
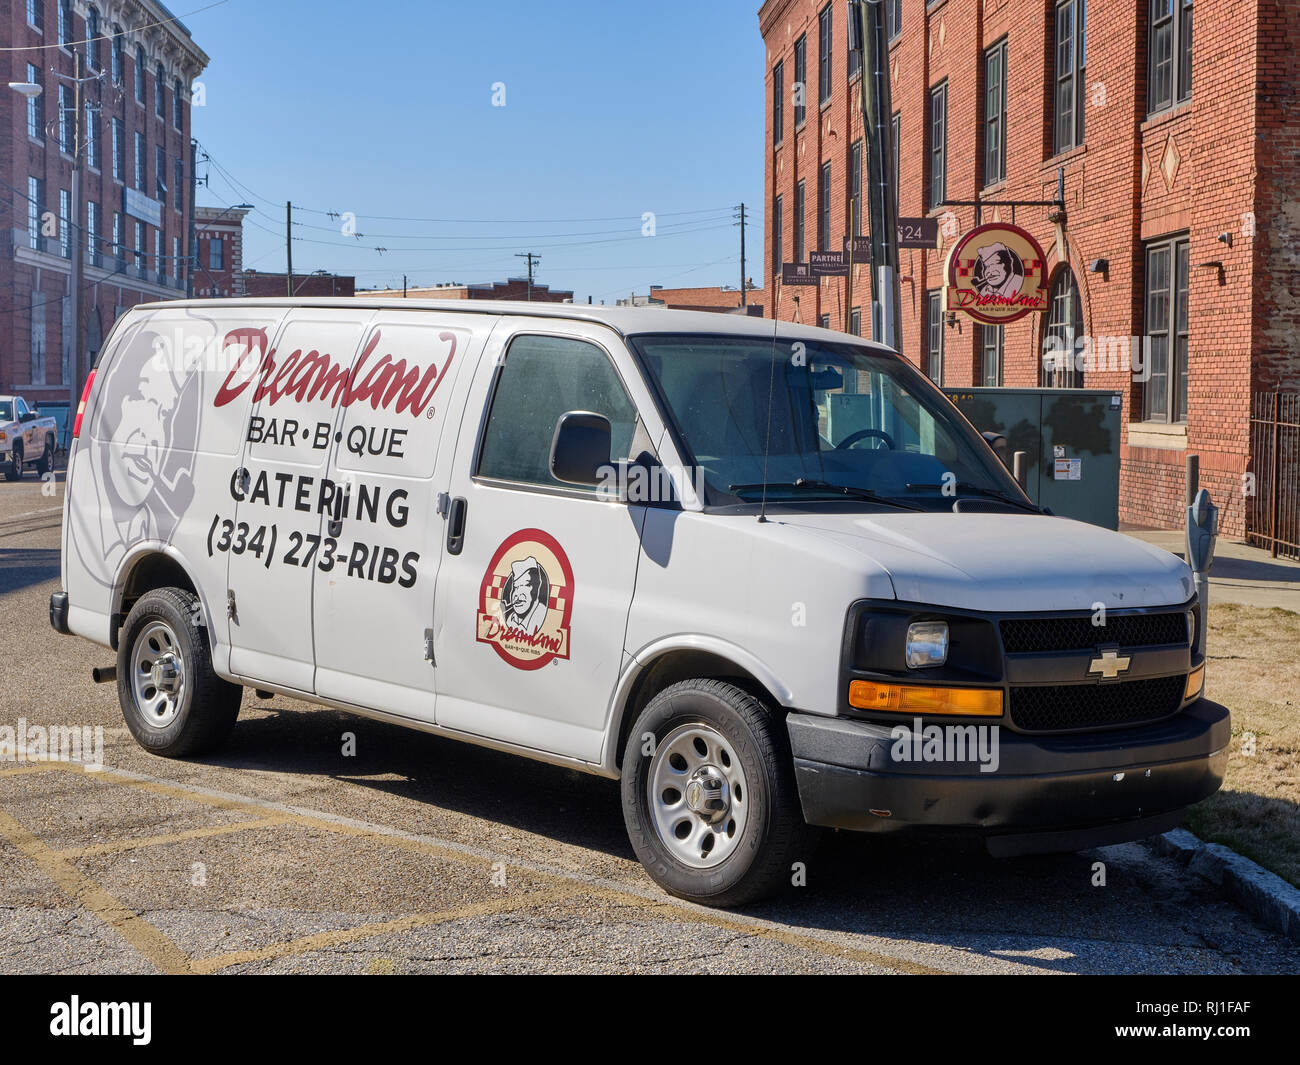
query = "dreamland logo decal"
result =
(477, 529, 573, 670)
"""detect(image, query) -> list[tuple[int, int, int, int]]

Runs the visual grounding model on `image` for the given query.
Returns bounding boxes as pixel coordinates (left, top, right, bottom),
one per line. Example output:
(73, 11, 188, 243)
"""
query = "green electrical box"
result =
(943, 387, 1124, 530)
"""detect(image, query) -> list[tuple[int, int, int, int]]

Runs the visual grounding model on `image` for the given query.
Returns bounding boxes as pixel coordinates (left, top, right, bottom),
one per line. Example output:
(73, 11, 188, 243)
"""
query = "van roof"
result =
(133, 297, 892, 351)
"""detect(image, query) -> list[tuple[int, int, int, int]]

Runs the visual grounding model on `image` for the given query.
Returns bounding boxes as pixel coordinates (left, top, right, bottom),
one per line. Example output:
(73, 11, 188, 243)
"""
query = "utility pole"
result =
(285, 201, 293, 297)
(849, 0, 901, 351)
(736, 202, 747, 307)
(402, 274, 407, 298)
(186, 140, 198, 298)
(515, 251, 539, 300)
(68, 49, 85, 409)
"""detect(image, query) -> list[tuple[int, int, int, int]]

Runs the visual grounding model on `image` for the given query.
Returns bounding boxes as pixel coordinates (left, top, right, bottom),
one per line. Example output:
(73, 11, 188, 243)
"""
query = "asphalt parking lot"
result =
(2, 474, 1298, 974)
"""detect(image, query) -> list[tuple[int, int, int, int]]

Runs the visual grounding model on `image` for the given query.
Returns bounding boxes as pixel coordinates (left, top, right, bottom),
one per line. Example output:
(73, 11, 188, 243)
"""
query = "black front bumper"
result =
(787, 698, 1229, 855)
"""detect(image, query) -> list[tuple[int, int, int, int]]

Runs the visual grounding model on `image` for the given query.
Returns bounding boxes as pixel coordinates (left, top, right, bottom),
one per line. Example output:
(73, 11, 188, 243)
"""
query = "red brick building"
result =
(617, 283, 764, 314)
(241, 269, 355, 298)
(1, 0, 206, 407)
(192, 203, 247, 297)
(760, 0, 1300, 537)
(363, 278, 574, 302)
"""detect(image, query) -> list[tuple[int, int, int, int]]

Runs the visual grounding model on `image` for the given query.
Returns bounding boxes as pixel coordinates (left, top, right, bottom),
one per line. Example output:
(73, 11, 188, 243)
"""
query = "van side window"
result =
(477, 334, 638, 490)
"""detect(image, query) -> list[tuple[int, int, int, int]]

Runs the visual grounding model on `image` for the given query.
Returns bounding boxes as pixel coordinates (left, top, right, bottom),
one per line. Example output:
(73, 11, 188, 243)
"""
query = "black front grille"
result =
(1009, 674, 1187, 733)
(1000, 612, 1188, 654)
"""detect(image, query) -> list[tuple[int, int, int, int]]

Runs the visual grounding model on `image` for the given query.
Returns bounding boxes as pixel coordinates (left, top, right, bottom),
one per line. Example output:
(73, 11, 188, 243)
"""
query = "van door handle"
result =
(328, 482, 350, 538)
(446, 497, 467, 555)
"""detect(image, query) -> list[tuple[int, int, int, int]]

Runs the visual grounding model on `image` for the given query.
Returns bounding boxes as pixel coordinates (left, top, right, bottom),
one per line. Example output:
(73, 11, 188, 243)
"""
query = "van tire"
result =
(116, 587, 242, 757)
(5, 444, 22, 481)
(620, 679, 814, 907)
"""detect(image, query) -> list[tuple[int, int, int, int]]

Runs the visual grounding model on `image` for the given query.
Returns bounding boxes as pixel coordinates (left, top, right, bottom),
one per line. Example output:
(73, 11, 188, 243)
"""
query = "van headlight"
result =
(906, 621, 949, 668)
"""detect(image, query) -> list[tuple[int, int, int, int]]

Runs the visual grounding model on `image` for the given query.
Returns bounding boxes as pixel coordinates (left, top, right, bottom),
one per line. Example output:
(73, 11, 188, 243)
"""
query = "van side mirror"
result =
(550, 411, 612, 486)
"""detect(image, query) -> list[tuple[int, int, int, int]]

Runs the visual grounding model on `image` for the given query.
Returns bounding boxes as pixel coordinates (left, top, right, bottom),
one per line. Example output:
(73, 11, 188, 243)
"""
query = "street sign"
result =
(843, 236, 871, 257)
(809, 250, 848, 277)
(781, 262, 818, 286)
(898, 217, 939, 249)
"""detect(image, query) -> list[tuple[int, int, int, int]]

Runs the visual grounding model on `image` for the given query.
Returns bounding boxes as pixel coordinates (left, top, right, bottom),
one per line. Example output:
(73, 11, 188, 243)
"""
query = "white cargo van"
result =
(52, 299, 1228, 905)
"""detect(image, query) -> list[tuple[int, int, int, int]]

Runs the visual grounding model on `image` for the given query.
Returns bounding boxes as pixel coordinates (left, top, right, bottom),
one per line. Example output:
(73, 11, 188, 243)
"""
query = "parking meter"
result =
(1186, 488, 1218, 660)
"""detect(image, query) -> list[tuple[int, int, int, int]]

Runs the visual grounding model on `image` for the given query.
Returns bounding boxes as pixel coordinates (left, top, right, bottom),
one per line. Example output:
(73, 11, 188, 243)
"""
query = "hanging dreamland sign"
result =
(945, 222, 1050, 325)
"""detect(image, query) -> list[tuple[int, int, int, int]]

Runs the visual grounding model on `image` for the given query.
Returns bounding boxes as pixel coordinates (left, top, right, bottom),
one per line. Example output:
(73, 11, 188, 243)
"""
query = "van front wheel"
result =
(116, 587, 242, 757)
(621, 679, 813, 907)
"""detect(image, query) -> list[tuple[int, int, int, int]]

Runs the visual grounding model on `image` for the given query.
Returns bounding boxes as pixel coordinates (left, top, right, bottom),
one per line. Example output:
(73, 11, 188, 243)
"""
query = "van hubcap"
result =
(648, 724, 748, 869)
(131, 622, 185, 728)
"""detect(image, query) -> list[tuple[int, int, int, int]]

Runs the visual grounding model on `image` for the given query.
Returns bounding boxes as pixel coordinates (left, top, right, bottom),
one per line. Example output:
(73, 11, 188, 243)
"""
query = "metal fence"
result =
(1248, 392, 1300, 560)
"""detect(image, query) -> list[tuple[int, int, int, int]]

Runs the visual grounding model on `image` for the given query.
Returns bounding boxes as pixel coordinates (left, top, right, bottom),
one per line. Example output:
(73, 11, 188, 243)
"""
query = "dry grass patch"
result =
(1184, 602, 1300, 886)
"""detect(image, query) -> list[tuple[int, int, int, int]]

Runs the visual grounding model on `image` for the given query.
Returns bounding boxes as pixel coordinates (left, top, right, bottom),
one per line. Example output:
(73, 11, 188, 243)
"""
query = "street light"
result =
(7, 82, 42, 98)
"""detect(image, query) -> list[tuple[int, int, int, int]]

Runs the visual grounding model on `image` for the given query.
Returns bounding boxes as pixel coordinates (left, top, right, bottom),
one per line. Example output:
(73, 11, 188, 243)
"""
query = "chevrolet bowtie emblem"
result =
(1088, 648, 1132, 680)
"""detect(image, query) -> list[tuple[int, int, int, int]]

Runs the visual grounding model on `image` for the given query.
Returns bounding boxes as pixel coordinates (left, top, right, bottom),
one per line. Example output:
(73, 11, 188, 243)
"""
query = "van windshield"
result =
(631, 332, 1029, 510)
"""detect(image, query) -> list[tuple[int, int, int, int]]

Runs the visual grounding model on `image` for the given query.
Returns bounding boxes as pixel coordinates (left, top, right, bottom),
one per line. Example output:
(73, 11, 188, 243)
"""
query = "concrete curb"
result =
(1156, 828, 1300, 944)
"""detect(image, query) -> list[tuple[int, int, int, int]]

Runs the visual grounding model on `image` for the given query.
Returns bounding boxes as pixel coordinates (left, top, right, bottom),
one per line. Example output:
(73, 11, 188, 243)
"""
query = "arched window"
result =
(1042, 268, 1083, 388)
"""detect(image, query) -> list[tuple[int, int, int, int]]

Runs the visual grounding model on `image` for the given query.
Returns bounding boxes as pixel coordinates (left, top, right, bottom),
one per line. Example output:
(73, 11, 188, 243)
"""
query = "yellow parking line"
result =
(0, 763, 60, 777)
(32, 763, 951, 974)
(0, 807, 192, 975)
(55, 815, 291, 859)
(193, 886, 578, 974)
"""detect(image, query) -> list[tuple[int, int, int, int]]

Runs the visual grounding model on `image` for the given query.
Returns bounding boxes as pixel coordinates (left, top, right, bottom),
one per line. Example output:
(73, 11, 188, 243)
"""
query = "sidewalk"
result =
(1121, 524, 1300, 612)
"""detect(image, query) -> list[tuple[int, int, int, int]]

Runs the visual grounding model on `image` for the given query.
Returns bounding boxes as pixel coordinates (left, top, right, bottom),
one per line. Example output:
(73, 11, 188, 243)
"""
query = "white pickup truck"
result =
(0, 395, 57, 481)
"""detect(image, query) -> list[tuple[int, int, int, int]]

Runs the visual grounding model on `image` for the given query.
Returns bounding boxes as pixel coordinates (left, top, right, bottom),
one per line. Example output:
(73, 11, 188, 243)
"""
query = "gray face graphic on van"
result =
(70, 322, 204, 589)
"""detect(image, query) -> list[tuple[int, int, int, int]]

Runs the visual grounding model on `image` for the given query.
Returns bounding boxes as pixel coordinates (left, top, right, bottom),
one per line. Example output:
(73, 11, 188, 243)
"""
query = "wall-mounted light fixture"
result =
(1217, 231, 1233, 248)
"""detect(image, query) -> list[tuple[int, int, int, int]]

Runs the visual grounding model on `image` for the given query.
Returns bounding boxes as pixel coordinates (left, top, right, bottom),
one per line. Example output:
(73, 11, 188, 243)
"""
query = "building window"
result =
(818, 3, 833, 106)
(928, 82, 947, 211)
(173, 77, 184, 128)
(27, 0, 42, 30)
(819, 163, 832, 251)
(134, 131, 145, 191)
(772, 194, 783, 277)
(135, 45, 146, 104)
(984, 39, 1008, 187)
(111, 27, 124, 85)
(112, 119, 124, 181)
(981, 325, 1004, 386)
(1054, 0, 1087, 155)
(926, 291, 944, 384)
(112, 212, 123, 267)
(26, 64, 43, 140)
(210, 238, 224, 271)
(154, 229, 162, 280)
(58, 85, 71, 153)
(1143, 236, 1190, 422)
(28, 177, 44, 251)
(134, 221, 144, 276)
(157, 146, 167, 204)
(819, 314, 831, 330)
(155, 61, 165, 116)
(848, 24, 861, 80)
(58, 0, 72, 46)
(1149, 0, 1193, 114)
(850, 307, 862, 336)
(794, 34, 807, 128)
(772, 62, 784, 146)
(794, 180, 806, 262)
(87, 201, 100, 266)
(892, 112, 901, 212)
(87, 7, 101, 70)
(849, 139, 863, 238)
(173, 235, 182, 280)
(59, 189, 71, 258)
(174, 159, 184, 211)
(86, 107, 100, 168)
(887, 0, 902, 40)
(1044, 269, 1084, 388)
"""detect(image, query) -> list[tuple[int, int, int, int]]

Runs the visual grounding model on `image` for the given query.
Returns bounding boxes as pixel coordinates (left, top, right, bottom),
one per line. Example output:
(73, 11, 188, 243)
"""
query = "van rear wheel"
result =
(116, 587, 242, 757)
(621, 679, 813, 907)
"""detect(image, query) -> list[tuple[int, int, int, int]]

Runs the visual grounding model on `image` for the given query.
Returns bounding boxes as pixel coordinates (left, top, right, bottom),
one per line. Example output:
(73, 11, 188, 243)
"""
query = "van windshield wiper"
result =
(729, 479, 925, 511)
(905, 482, 1043, 514)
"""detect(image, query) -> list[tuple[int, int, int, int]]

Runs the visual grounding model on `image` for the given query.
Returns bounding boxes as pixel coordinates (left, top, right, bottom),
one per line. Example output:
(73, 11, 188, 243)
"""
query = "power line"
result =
(0, 0, 230, 52)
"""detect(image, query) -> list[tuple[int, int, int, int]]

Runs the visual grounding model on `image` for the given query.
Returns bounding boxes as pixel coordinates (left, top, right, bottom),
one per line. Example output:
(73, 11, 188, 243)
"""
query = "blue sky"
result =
(187, 0, 766, 301)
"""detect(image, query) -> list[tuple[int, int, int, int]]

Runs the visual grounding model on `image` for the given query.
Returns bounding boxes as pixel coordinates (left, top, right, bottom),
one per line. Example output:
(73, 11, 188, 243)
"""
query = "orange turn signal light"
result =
(1184, 664, 1205, 700)
(848, 680, 1003, 717)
